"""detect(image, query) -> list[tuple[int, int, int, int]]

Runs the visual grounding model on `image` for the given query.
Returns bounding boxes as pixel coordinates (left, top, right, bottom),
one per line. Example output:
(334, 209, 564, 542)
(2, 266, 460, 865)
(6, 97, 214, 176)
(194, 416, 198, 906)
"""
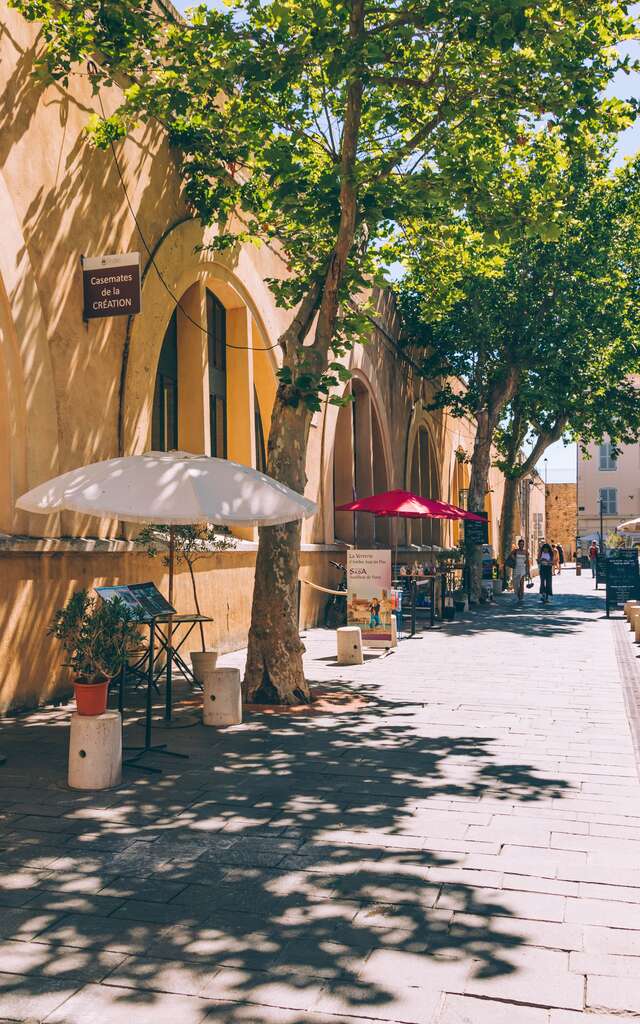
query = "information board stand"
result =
(347, 550, 394, 647)
(595, 555, 607, 590)
(605, 550, 639, 617)
(464, 512, 489, 546)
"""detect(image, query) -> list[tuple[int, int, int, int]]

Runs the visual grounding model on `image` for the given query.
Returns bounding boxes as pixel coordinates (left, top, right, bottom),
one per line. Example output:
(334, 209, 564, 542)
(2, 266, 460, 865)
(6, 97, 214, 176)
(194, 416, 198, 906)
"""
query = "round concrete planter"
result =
(191, 651, 218, 684)
(68, 711, 122, 790)
(203, 668, 242, 727)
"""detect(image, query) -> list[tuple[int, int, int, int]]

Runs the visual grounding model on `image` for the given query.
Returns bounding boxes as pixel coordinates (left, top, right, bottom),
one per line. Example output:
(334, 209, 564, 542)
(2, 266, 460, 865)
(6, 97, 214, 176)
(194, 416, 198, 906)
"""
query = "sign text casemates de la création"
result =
(82, 253, 141, 319)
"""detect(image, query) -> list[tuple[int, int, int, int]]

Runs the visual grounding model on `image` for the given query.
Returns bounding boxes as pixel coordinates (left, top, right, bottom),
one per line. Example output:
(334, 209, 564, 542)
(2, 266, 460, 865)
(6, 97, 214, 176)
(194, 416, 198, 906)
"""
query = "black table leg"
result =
(123, 620, 188, 773)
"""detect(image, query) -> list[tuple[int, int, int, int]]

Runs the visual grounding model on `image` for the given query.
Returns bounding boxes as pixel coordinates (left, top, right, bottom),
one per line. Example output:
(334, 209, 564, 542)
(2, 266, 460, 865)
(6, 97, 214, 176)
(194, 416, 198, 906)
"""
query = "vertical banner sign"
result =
(82, 253, 141, 319)
(347, 549, 392, 645)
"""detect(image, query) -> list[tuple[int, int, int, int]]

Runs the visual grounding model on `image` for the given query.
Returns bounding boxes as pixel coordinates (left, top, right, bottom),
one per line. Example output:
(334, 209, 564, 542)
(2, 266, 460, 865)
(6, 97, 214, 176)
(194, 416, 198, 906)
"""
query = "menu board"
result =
(464, 512, 489, 546)
(129, 582, 175, 618)
(95, 583, 175, 620)
(605, 550, 639, 617)
(595, 554, 607, 588)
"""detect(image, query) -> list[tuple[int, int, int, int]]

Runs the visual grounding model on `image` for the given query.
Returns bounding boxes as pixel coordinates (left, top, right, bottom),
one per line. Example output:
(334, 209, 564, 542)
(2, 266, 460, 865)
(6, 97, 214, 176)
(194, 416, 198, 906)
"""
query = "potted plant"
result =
(49, 591, 142, 716)
(136, 524, 235, 682)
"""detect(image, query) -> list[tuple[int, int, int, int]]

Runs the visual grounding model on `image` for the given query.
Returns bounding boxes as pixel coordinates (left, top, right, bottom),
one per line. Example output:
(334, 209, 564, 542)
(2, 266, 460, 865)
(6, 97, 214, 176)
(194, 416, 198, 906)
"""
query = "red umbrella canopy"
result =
(335, 488, 485, 521)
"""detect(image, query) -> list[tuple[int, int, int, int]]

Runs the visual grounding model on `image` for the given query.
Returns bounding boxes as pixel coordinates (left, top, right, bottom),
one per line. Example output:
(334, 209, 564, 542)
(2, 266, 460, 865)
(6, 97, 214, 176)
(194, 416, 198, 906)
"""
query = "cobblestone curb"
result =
(613, 616, 640, 780)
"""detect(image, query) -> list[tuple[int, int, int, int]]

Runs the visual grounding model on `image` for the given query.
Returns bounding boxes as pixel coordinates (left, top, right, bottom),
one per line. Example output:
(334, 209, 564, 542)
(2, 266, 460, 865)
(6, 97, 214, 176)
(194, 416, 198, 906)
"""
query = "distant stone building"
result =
(546, 483, 577, 559)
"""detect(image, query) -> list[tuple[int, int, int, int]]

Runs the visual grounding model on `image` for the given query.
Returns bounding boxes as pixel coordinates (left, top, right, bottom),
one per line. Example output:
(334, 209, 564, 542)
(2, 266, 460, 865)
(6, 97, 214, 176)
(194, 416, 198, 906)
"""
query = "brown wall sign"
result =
(82, 253, 141, 319)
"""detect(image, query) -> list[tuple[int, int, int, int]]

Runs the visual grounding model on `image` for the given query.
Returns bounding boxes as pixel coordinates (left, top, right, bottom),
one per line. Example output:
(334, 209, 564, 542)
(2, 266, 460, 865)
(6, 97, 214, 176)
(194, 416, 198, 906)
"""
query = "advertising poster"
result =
(347, 549, 393, 645)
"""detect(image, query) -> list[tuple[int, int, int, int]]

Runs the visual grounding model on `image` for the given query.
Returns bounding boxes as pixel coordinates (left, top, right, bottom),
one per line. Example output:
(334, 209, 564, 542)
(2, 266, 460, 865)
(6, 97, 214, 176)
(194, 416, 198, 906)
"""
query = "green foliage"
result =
(399, 135, 640, 484)
(136, 524, 236, 648)
(49, 591, 142, 681)
(135, 524, 236, 570)
(606, 530, 626, 549)
(12, 0, 639, 409)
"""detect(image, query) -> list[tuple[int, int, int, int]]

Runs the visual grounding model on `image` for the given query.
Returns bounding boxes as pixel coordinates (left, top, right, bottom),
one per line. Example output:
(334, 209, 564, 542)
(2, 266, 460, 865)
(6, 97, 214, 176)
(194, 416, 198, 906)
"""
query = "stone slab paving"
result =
(1, 572, 640, 1022)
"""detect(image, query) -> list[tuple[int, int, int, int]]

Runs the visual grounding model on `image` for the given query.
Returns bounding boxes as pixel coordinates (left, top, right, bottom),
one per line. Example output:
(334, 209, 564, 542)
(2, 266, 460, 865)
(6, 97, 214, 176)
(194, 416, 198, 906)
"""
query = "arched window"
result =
(207, 290, 227, 458)
(333, 381, 389, 545)
(151, 309, 178, 451)
(409, 425, 440, 546)
(254, 388, 267, 473)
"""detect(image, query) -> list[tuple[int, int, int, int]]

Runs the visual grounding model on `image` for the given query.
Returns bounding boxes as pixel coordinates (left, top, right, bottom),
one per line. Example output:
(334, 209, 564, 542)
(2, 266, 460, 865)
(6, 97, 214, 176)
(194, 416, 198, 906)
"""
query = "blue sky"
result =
(172, 3, 640, 482)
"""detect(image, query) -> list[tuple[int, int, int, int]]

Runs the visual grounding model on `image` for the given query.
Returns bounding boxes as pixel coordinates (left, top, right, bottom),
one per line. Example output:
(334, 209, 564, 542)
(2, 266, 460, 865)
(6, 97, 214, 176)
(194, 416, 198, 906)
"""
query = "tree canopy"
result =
(14, 0, 640, 687)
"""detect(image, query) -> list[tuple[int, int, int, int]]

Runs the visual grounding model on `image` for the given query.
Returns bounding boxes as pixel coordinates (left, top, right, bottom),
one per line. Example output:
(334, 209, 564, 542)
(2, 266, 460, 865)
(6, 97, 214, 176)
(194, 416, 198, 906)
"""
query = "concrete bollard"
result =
(629, 606, 640, 632)
(68, 711, 122, 791)
(337, 626, 364, 666)
(634, 619, 640, 645)
(625, 600, 640, 620)
(390, 615, 398, 648)
(202, 667, 242, 726)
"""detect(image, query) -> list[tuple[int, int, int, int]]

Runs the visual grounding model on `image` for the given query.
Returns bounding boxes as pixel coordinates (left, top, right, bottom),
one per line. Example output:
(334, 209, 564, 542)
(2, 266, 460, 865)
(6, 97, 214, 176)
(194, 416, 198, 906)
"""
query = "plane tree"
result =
(14, 0, 639, 696)
(396, 128, 640, 596)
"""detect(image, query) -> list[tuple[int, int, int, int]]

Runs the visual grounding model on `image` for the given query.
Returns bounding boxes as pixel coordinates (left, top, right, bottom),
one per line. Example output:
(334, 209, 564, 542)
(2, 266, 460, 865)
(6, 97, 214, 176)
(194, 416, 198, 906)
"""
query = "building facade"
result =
(545, 483, 577, 561)
(577, 441, 640, 550)
(0, 1, 509, 712)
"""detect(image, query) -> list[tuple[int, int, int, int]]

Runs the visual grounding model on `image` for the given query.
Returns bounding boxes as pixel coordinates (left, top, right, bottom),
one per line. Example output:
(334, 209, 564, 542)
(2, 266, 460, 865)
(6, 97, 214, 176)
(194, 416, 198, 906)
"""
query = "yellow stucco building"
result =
(0, 0, 507, 712)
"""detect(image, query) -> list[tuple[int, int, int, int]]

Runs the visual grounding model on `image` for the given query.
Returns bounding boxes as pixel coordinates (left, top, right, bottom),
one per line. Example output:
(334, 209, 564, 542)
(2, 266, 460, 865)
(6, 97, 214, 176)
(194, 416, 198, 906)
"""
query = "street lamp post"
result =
(600, 496, 604, 553)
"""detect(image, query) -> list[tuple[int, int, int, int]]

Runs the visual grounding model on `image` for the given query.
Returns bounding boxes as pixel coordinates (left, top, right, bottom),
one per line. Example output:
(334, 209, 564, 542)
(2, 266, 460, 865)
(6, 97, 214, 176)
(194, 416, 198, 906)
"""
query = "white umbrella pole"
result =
(164, 526, 175, 723)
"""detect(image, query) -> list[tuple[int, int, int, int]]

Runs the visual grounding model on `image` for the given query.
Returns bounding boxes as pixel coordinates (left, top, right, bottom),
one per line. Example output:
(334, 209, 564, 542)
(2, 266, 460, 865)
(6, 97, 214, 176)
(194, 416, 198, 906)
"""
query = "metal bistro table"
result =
(97, 584, 212, 772)
(116, 611, 210, 773)
(150, 612, 213, 722)
(393, 573, 446, 635)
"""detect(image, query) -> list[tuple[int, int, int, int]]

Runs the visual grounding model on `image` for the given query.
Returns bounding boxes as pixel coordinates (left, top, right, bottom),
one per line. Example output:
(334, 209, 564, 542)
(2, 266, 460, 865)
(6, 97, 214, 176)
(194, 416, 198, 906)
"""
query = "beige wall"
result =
(578, 440, 640, 546)
(0, 1, 507, 712)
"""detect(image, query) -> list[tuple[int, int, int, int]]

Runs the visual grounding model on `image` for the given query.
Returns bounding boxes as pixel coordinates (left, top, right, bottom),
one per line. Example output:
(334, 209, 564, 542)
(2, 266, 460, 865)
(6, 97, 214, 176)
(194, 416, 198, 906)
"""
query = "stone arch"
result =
(122, 219, 282, 459)
(0, 170, 60, 536)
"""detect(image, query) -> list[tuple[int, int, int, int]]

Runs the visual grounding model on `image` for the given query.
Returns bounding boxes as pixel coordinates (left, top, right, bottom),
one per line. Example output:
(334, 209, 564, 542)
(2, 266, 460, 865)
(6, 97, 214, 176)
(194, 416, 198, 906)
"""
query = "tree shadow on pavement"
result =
(0, 689, 573, 1022)
(434, 589, 606, 640)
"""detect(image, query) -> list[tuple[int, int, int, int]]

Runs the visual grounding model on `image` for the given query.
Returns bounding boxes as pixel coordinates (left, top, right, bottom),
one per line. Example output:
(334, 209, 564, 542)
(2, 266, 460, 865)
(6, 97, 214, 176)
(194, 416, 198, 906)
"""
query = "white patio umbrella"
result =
(17, 447, 315, 625)
(617, 517, 640, 534)
(17, 451, 316, 737)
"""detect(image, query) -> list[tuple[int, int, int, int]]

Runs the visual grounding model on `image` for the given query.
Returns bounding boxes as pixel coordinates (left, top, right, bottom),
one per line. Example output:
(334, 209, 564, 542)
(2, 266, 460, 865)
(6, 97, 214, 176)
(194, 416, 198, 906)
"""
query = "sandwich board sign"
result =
(347, 549, 393, 647)
(82, 253, 141, 319)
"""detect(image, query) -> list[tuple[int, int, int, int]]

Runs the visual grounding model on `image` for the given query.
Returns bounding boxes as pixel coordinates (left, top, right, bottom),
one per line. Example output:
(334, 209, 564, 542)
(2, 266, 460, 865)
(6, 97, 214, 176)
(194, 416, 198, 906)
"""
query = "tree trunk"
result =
(499, 475, 519, 584)
(243, 0, 365, 705)
(243, 394, 312, 705)
(467, 409, 494, 602)
(187, 560, 206, 651)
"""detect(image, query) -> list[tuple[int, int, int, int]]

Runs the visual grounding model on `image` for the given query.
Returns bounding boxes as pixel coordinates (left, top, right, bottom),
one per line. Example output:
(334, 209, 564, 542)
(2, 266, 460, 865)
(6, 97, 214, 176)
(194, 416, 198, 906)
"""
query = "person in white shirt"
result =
(508, 538, 530, 603)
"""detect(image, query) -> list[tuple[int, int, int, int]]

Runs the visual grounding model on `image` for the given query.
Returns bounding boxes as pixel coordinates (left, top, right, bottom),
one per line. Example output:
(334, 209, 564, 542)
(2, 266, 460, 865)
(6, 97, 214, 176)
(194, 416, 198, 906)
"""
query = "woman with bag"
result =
(538, 542, 554, 603)
(507, 538, 529, 604)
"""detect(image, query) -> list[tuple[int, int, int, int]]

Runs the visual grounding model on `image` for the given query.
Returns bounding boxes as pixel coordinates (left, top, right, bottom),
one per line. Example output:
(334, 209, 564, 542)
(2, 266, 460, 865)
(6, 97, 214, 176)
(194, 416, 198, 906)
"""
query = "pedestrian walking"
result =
(557, 543, 565, 569)
(552, 544, 561, 576)
(589, 540, 599, 578)
(539, 542, 554, 603)
(507, 538, 530, 603)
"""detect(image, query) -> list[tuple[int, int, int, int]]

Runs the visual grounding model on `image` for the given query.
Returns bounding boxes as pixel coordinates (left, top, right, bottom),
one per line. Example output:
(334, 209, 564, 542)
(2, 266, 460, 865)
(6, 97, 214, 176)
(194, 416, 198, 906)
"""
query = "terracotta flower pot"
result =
(74, 678, 109, 716)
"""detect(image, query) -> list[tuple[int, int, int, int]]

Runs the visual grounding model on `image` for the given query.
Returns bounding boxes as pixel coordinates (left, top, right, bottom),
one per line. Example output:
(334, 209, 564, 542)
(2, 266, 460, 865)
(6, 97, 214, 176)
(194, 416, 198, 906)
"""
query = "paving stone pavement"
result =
(1, 571, 640, 1022)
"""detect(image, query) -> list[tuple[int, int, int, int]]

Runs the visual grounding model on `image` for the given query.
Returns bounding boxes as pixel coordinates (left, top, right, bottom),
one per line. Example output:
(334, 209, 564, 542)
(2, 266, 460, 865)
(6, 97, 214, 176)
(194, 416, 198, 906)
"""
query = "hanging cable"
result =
(88, 60, 280, 353)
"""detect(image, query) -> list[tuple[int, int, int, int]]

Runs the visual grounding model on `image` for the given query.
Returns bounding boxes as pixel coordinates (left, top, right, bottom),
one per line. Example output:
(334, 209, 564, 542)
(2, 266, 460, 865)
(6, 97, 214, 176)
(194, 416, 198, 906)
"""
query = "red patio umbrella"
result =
(337, 488, 485, 577)
(336, 489, 486, 620)
(335, 488, 485, 521)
